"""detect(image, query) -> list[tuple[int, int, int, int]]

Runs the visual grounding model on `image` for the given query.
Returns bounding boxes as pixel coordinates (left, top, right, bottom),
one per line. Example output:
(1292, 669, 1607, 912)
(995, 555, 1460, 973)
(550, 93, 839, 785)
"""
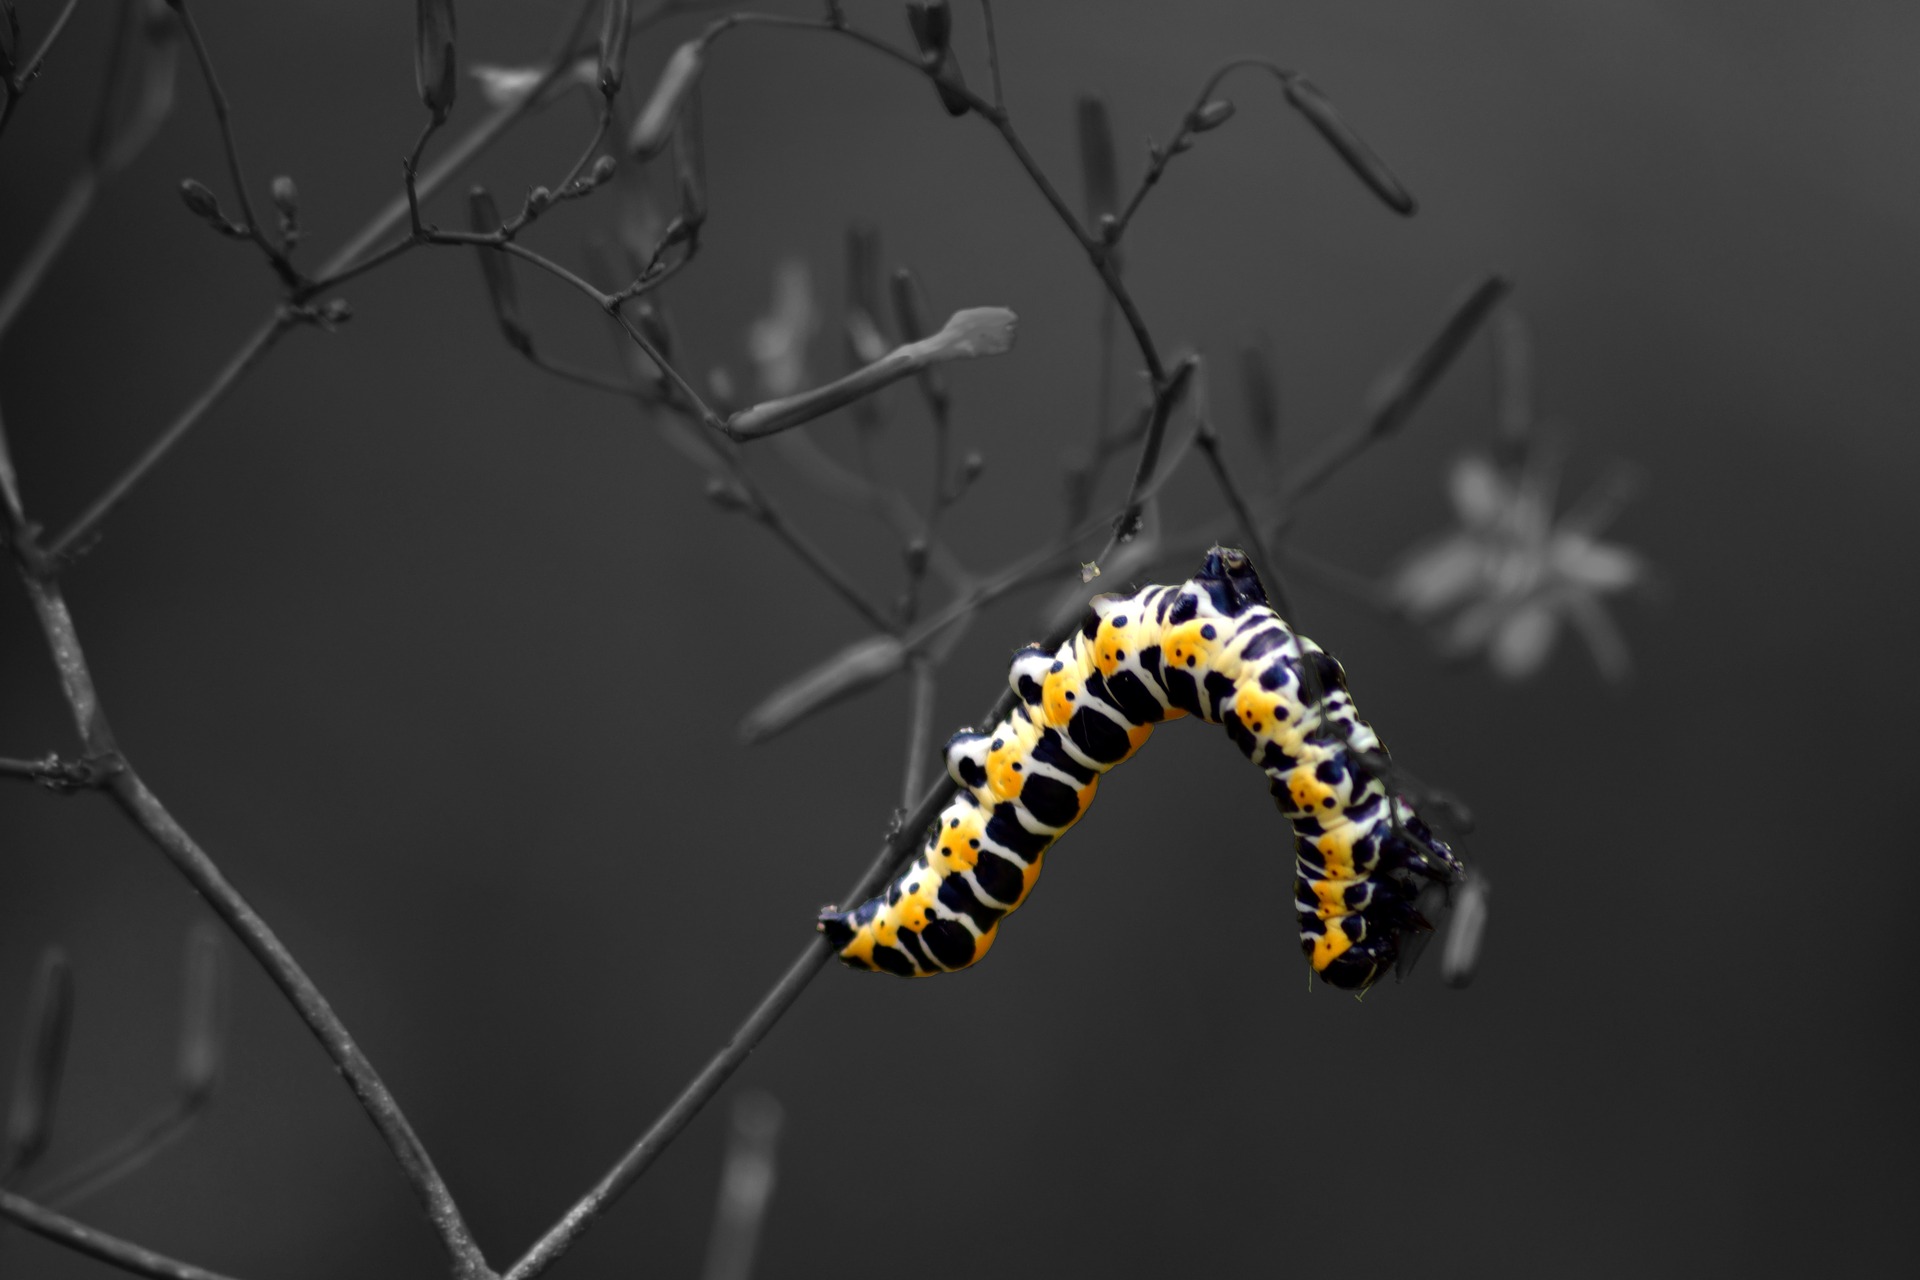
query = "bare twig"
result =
(0, 1189, 249, 1280)
(0, 171, 99, 343)
(0, 0, 81, 137)
(170, 0, 301, 287)
(898, 659, 937, 808)
(977, 0, 1002, 111)
(10, 569, 489, 1280)
(49, 314, 293, 562)
(503, 605, 1080, 1280)
(1112, 56, 1417, 242)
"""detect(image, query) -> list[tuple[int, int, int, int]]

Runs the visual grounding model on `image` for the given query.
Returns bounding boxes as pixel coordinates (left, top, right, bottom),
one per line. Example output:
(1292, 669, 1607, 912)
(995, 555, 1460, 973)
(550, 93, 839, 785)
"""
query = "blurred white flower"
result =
(748, 260, 819, 398)
(469, 59, 595, 109)
(1390, 451, 1644, 682)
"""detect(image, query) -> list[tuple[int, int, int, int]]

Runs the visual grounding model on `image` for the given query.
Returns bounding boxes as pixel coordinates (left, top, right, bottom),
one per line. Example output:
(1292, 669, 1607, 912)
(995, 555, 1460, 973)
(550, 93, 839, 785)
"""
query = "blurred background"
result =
(3, 1, 1916, 1276)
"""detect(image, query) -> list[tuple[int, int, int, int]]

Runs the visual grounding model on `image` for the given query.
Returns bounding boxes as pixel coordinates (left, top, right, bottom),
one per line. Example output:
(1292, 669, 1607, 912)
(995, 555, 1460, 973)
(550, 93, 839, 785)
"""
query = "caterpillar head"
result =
(1197, 546, 1270, 615)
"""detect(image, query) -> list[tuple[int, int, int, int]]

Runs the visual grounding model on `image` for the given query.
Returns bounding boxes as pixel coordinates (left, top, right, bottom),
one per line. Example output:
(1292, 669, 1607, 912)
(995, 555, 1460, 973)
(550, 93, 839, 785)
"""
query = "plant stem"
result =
(0, 1188, 248, 1280)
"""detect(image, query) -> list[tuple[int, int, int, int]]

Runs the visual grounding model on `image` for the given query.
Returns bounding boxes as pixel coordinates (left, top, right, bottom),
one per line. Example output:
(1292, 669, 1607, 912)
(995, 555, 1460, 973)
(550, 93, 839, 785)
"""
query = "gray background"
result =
(3, 2, 1915, 1277)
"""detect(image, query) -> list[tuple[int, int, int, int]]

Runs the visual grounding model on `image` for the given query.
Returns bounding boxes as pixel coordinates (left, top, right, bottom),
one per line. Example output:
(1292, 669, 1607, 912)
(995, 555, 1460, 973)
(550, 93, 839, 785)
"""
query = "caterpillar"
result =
(817, 547, 1467, 991)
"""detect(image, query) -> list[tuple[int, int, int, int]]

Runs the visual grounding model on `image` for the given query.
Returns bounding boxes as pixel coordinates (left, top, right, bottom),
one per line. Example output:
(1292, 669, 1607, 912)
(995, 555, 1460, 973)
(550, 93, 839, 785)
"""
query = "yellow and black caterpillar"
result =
(818, 547, 1467, 991)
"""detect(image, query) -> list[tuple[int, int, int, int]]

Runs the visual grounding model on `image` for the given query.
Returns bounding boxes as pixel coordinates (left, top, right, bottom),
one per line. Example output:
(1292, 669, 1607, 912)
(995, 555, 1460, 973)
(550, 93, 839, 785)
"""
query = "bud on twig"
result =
(414, 0, 458, 124)
(597, 0, 631, 96)
(902, 537, 930, 578)
(704, 476, 753, 514)
(175, 923, 226, 1107)
(628, 39, 704, 159)
(1280, 73, 1416, 216)
(1075, 95, 1119, 227)
(960, 450, 984, 486)
(905, 2, 969, 116)
(270, 174, 299, 245)
(178, 177, 220, 221)
(468, 187, 530, 355)
(2, 949, 73, 1175)
(590, 154, 618, 186)
(1188, 98, 1236, 132)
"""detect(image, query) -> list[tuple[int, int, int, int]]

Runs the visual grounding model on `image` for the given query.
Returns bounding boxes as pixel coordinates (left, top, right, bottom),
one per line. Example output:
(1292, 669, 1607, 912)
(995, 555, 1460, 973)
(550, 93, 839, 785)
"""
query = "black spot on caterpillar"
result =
(817, 547, 1469, 991)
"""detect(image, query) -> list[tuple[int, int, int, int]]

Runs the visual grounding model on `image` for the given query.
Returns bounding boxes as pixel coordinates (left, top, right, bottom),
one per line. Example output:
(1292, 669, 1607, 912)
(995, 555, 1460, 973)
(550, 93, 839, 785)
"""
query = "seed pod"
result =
(597, 0, 632, 96)
(1280, 73, 1416, 216)
(175, 924, 226, 1107)
(1075, 95, 1119, 226)
(628, 40, 705, 159)
(414, 0, 458, 124)
(2, 949, 73, 1174)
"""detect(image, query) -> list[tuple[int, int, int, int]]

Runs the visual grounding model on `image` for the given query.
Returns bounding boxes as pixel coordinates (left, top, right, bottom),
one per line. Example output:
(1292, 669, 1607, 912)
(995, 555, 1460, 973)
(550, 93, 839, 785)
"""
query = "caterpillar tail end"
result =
(816, 909, 874, 971)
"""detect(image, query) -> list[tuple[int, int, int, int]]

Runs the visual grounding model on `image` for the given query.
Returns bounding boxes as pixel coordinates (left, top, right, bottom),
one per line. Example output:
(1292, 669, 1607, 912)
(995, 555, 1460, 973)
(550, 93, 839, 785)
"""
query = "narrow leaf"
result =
(740, 636, 906, 744)
(1365, 273, 1512, 440)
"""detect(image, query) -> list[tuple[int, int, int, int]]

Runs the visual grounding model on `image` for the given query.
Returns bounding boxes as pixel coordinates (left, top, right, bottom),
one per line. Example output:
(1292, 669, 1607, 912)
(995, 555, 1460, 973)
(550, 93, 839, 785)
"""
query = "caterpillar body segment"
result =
(817, 547, 1466, 990)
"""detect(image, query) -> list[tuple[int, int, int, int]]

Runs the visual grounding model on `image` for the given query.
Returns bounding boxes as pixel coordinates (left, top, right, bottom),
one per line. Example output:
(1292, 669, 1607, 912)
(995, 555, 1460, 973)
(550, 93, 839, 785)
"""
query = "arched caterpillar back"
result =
(818, 547, 1467, 991)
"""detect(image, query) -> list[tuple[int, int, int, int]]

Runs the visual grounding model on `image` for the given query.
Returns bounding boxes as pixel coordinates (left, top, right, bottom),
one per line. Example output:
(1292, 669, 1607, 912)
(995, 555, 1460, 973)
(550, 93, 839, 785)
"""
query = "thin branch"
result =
(11, 570, 489, 1280)
(49, 313, 293, 561)
(0, 1188, 248, 1280)
(610, 306, 725, 427)
(1193, 422, 1286, 615)
(36, 1105, 196, 1209)
(738, 480, 895, 631)
(0, 0, 81, 135)
(0, 170, 98, 342)
(504, 608, 1081, 1280)
(1091, 354, 1196, 569)
(170, 0, 299, 286)
(898, 659, 937, 809)
(977, 0, 1002, 111)
(1263, 272, 1511, 544)
(1112, 57, 1416, 242)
